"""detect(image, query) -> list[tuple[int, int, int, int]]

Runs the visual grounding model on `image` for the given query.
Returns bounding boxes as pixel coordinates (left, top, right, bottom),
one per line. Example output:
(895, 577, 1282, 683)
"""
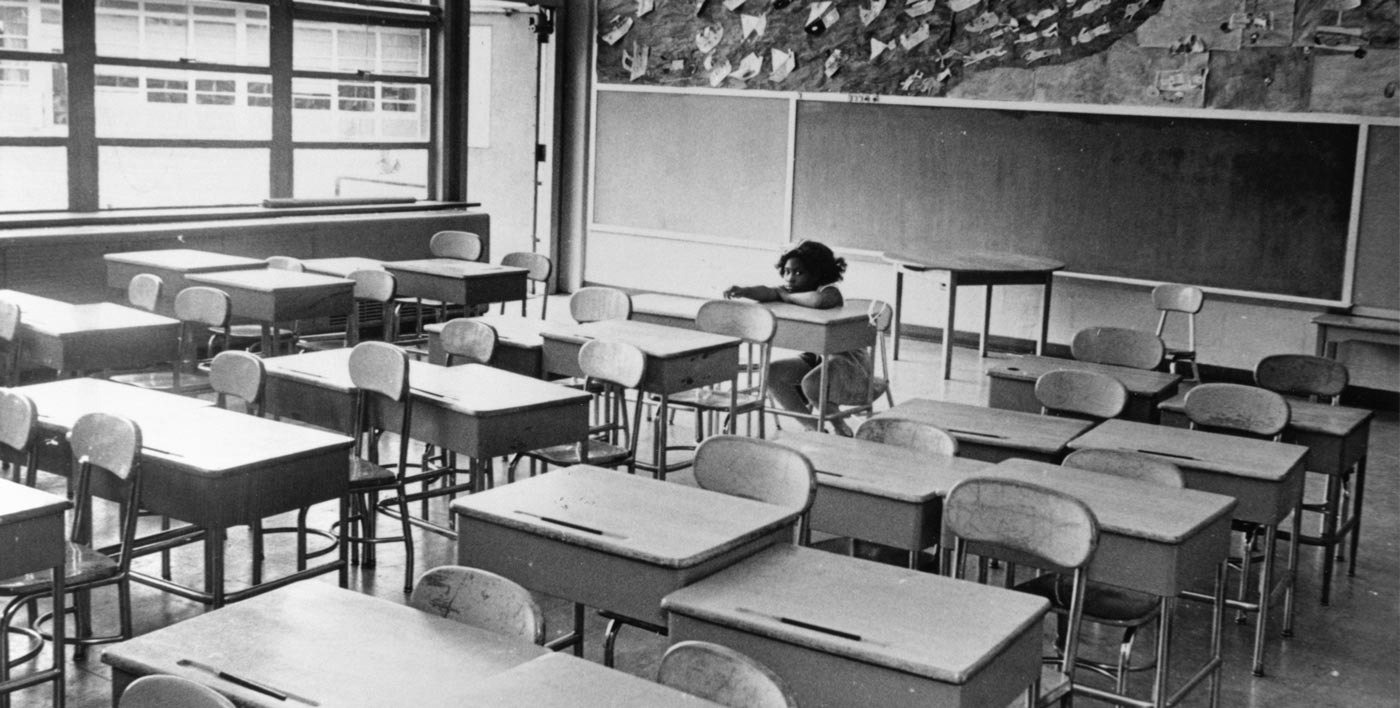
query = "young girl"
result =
(724, 240, 868, 435)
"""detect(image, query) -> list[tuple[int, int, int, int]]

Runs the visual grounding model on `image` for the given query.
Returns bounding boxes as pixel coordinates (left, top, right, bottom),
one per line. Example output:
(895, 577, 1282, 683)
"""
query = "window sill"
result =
(0, 201, 480, 233)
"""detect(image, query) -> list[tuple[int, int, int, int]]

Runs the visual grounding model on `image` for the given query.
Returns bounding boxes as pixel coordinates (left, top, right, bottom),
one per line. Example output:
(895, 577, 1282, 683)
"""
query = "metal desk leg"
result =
(1250, 524, 1278, 676)
(1038, 276, 1054, 356)
(204, 526, 227, 609)
(892, 269, 905, 361)
(941, 274, 958, 380)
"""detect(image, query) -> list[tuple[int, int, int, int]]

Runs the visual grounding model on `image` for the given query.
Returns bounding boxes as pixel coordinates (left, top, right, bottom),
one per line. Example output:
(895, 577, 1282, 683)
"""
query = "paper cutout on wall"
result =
(636, 0, 654, 18)
(825, 49, 845, 77)
(1136, 0, 1235, 50)
(899, 22, 931, 49)
(600, 15, 633, 45)
(806, 2, 840, 35)
(1071, 0, 1114, 19)
(871, 36, 894, 60)
(948, 0, 981, 11)
(723, 0, 746, 11)
(771, 48, 796, 81)
(696, 25, 724, 53)
(622, 42, 650, 80)
(905, 0, 937, 18)
(731, 52, 763, 80)
(860, 0, 887, 26)
(741, 13, 767, 38)
(708, 58, 733, 86)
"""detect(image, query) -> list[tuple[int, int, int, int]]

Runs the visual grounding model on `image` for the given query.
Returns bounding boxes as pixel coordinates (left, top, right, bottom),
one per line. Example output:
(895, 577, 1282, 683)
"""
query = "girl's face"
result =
(780, 256, 818, 292)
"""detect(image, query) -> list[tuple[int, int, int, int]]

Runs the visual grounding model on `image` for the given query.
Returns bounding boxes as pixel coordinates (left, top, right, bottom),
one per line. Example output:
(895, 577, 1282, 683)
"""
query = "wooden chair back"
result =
(0, 299, 19, 344)
(578, 339, 646, 388)
(1255, 354, 1348, 404)
(945, 477, 1098, 572)
(1071, 326, 1166, 370)
(1062, 448, 1185, 489)
(440, 318, 498, 365)
(1153, 283, 1204, 321)
(174, 286, 231, 328)
(429, 230, 483, 261)
(120, 675, 236, 708)
(210, 350, 265, 415)
(569, 286, 632, 323)
(0, 299, 17, 387)
(348, 341, 410, 402)
(846, 298, 896, 407)
(501, 251, 552, 282)
(0, 390, 39, 485)
(266, 256, 305, 272)
(126, 273, 164, 312)
(657, 640, 799, 708)
(1034, 369, 1128, 421)
(1183, 383, 1290, 439)
(69, 412, 142, 483)
(350, 268, 396, 303)
(693, 435, 816, 544)
(695, 299, 777, 344)
(410, 565, 545, 645)
(855, 417, 957, 456)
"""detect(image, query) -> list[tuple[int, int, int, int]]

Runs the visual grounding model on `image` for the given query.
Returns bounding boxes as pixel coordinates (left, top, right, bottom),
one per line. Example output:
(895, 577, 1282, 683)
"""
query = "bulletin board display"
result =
(1353, 125, 1399, 312)
(591, 89, 791, 243)
(790, 100, 1359, 301)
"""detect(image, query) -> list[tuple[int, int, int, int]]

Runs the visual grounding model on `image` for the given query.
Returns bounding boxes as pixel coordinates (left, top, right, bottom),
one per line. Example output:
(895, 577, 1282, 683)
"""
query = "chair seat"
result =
(0, 542, 118, 595)
(1017, 574, 1160, 624)
(212, 324, 296, 341)
(1165, 347, 1196, 360)
(348, 456, 398, 487)
(668, 387, 766, 411)
(527, 440, 632, 468)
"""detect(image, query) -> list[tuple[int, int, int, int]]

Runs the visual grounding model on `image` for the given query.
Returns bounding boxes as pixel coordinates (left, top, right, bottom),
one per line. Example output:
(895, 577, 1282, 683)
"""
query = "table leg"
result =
(892, 269, 905, 361)
(1208, 561, 1226, 708)
(816, 360, 831, 433)
(260, 324, 274, 356)
(941, 274, 958, 380)
(1038, 276, 1053, 356)
(1320, 476, 1342, 605)
(1250, 524, 1278, 676)
(1283, 505, 1300, 639)
(1151, 596, 1173, 708)
(655, 394, 670, 480)
(1314, 325, 1326, 357)
(1349, 455, 1367, 577)
(204, 526, 227, 609)
(338, 495, 349, 588)
(980, 285, 992, 358)
(573, 603, 586, 657)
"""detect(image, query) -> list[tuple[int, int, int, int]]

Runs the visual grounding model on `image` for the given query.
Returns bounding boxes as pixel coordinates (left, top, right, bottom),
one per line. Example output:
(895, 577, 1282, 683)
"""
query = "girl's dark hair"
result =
(775, 240, 846, 286)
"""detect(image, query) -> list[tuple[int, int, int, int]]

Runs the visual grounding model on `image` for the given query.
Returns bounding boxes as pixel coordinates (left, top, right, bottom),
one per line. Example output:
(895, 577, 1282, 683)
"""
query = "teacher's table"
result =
(1069, 419, 1307, 676)
(541, 319, 740, 480)
(771, 430, 992, 569)
(1158, 392, 1372, 606)
(424, 313, 560, 378)
(384, 258, 527, 309)
(103, 581, 550, 708)
(263, 348, 591, 535)
(1313, 313, 1400, 358)
(299, 256, 385, 278)
(18, 379, 352, 608)
(103, 249, 266, 313)
(874, 398, 1094, 463)
(452, 465, 799, 659)
(0, 290, 180, 376)
(185, 269, 354, 354)
(0, 480, 69, 707)
(987, 354, 1181, 423)
(986, 459, 1235, 708)
(454, 652, 725, 708)
(631, 294, 875, 435)
(662, 544, 1047, 708)
(883, 251, 1064, 379)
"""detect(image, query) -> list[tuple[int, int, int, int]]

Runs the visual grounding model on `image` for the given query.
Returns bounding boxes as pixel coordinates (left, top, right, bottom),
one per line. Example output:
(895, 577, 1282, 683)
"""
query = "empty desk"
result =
(186, 269, 354, 354)
(424, 313, 560, 378)
(771, 430, 992, 568)
(1158, 392, 1372, 605)
(0, 290, 180, 376)
(300, 256, 386, 278)
(455, 652, 726, 708)
(986, 459, 1235, 708)
(987, 354, 1181, 422)
(542, 319, 740, 479)
(883, 251, 1063, 378)
(0, 480, 69, 708)
(103, 580, 549, 708)
(1069, 418, 1308, 676)
(875, 398, 1094, 463)
(103, 249, 265, 310)
(452, 465, 799, 656)
(662, 544, 1048, 708)
(1313, 313, 1400, 357)
(385, 258, 527, 309)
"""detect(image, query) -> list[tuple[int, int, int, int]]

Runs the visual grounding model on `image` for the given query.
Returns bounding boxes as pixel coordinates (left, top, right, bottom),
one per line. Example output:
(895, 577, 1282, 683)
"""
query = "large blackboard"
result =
(791, 102, 1359, 301)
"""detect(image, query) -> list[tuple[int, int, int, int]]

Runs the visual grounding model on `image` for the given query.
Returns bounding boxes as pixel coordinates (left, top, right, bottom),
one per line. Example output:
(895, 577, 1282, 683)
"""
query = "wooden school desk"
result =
(1158, 392, 1373, 606)
(0, 290, 180, 376)
(186, 269, 355, 354)
(103, 248, 265, 309)
(19, 379, 352, 608)
(631, 293, 875, 434)
(986, 354, 1181, 423)
(103, 580, 550, 708)
(1312, 313, 1400, 358)
(1069, 419, 1307, 676)
(454, 652, 726, 708)
(0, 480, 69, 708)
(882, 251, 1064, 379)
(874, 398, 1094, 463)
(987, 459, 1235, 708)
(452, 465, 799, 657)
(771, 430, 993, 569)
(263, 348, 591, 534)
(299, 256, 386, 278)
(384, 258, 527, 309)
(662, 544, 1048, 708)
(424, 313, 560, 378)
(541, 319, 740, 479)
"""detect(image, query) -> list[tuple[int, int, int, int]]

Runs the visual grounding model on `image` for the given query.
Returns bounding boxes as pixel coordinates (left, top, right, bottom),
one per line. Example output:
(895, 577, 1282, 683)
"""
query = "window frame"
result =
(0, 0, 454, 215)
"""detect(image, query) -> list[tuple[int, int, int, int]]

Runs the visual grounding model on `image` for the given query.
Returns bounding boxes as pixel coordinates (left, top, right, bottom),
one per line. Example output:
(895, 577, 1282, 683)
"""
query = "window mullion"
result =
(65, 0, 98, 212)
(270, 0, 294, 198)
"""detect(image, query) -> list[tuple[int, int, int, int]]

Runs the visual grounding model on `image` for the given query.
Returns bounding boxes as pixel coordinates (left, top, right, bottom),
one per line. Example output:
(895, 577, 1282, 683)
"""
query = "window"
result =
(0, 0, 446, 214)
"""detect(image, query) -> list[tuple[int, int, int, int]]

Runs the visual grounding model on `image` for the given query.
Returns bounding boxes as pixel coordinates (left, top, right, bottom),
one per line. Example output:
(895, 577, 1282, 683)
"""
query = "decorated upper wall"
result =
(595, 0, 1400, 116)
